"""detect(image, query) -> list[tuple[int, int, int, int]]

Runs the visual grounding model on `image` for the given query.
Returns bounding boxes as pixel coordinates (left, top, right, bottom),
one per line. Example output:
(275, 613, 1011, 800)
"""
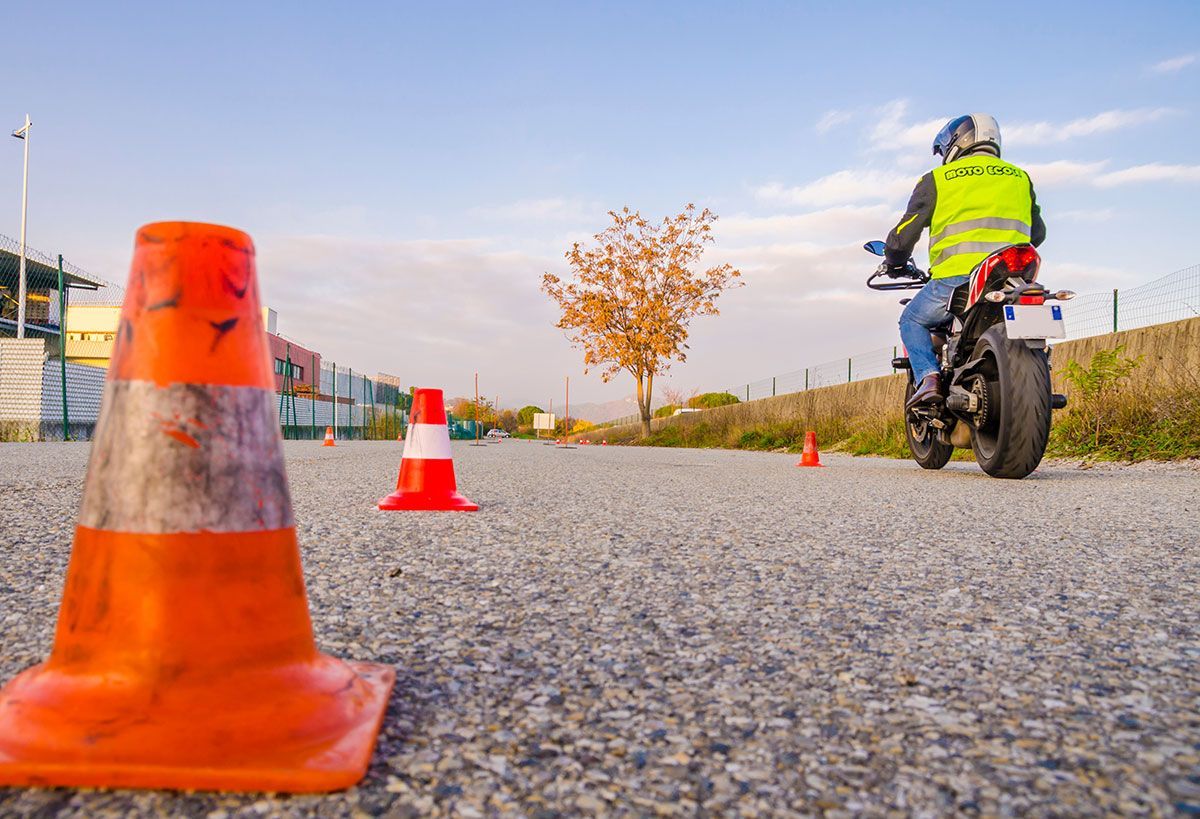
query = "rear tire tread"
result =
(972, 329, 1051, 479)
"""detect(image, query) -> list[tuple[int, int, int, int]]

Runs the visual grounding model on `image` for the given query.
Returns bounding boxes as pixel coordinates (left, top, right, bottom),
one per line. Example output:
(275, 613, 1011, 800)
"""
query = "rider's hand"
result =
(875, 261, 909, 279)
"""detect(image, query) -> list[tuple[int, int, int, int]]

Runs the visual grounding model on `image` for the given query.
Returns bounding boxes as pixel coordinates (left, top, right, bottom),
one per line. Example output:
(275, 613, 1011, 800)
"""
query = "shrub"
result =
(653, 404, 678, 418)
(1050, 346, 1200, 460)
(688, 392, 740, 409)
(1057, 346, 1142, 449)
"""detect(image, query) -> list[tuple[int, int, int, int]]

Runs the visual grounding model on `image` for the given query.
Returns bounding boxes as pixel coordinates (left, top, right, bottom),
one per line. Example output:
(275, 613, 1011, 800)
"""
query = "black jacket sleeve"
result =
(885, 173, 935, 266)
(1029, 178, 1046, 248)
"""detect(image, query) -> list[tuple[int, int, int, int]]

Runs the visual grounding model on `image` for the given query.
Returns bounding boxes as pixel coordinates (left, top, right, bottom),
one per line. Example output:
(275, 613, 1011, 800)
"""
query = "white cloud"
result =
(1023, 160, 1111, 186)
(1057, 208, 1115, 223)
(870, 100, 945, 152)
(719, 204, 894, 243)
(1149, 53, 1196, 74)
(868, 100, 1175, 155)
(755, 170, 915, 207)
(471, 197, 603, 223)
(255, 233, 616, 407)
(1044, 261, 1137, 291)
(1007, 108, 1175, 146)
(1094, 163, 1200, 187)
(815, 109, 853, 133)
(1002, 159, 1200, 189)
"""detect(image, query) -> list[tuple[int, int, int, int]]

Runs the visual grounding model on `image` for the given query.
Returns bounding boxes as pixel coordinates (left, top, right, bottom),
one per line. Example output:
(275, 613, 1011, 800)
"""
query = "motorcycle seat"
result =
(931, 332, 947, 356)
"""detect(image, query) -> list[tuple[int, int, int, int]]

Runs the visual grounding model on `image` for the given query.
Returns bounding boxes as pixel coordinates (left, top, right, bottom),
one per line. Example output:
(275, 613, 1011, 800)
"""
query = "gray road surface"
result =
(1, 441, 1198, 817)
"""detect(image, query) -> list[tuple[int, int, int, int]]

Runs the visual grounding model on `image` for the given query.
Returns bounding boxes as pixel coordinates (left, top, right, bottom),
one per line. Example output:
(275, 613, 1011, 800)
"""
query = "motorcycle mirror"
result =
(863, 240, 886, 256)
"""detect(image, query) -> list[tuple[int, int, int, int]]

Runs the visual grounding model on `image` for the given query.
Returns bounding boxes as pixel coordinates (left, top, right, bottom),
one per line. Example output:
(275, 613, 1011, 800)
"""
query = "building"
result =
(1, 240, 108, 344)
(266, 330, 321, 394)
(61, 305, 310, 381)
(63, 305, 121, 366)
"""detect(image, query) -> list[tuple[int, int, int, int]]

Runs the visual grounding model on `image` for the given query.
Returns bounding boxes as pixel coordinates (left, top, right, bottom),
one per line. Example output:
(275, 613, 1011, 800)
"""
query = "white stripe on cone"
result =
(402, 423, 453, 460)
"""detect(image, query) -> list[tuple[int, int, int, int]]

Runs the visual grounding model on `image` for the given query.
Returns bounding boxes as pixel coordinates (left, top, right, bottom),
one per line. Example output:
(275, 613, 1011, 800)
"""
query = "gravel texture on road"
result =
(1, 440, 1198, 817)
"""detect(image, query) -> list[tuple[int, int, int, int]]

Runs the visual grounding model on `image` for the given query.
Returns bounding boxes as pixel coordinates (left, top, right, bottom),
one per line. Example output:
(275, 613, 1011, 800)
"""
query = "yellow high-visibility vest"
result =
(929, 155, 1035, 279)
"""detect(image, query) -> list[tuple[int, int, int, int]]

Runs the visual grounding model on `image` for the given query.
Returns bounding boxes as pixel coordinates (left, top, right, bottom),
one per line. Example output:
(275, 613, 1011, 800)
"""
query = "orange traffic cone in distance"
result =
(0, 222, 394, 792)
(378, 388, 478, 511)
(797, 430, 824, 467)
(323, 425, 336, 446)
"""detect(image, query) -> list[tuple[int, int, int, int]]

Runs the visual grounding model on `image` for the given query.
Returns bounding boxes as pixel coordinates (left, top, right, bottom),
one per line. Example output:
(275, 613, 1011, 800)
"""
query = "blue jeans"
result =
(899, 275, 969, 384)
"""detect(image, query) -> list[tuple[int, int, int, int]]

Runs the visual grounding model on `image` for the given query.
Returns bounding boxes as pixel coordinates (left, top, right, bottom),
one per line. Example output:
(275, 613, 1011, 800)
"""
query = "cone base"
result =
(796, 460, 824, 467)
(0, 659, 394, 793)
(377, 490, 479, 511)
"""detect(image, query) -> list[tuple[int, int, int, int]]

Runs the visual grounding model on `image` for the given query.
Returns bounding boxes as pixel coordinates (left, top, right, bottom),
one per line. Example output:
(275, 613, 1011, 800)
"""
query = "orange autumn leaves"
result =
(542, 205, 742, 433)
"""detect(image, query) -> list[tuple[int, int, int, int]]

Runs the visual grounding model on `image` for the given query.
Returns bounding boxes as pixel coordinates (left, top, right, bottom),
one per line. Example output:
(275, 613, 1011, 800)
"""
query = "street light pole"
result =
(12, 114, 31, 339)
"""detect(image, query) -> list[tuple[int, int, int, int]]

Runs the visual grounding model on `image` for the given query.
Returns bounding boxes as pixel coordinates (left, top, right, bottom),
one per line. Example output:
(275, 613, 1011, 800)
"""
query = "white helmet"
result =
(932, 113, 1002, 164)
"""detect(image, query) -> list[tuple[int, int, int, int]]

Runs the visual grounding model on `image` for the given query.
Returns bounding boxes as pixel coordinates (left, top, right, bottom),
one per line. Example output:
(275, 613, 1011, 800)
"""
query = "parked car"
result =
(485, 428, 510, 438)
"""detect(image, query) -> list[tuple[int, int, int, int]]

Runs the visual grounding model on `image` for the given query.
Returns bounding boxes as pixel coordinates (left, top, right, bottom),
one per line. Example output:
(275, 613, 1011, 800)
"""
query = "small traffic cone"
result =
(0, 222, 394, 792)
(322, 425, 336, 446)
(602, 439, 607, 446)
(378, 388, 478, 511)
(796, 430, 824, 467)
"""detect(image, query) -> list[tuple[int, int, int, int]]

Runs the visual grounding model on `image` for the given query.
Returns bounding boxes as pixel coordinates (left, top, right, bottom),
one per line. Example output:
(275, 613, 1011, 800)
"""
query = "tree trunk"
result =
(635, 373, 651, 438)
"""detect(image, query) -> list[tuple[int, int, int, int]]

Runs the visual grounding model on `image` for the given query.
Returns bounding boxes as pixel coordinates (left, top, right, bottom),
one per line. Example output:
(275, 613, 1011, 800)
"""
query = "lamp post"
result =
(12, 114, 31, 339)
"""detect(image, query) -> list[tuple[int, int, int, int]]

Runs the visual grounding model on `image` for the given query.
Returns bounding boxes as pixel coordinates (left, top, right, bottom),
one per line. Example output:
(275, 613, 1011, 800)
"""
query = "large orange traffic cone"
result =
(0, 222, 394, 792)
(323, 425, 336, 446)
(796, 430, 824, 467)
(378, 388, 478, 511)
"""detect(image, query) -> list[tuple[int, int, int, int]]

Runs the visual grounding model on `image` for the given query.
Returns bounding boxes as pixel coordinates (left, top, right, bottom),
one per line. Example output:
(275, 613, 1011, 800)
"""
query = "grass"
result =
(642, 410, 913, 459)
(633, 346, 1200, 463)
(1048, 381, 1200, 461)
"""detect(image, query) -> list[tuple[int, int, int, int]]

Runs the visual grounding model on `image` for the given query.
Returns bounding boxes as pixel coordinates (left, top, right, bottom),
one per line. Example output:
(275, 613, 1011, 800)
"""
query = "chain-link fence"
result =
(5, 234, 1198, 441)
(0, 232, 428, 442)
(716, 261, 1200, 406)
(594, 261, 1200, 430)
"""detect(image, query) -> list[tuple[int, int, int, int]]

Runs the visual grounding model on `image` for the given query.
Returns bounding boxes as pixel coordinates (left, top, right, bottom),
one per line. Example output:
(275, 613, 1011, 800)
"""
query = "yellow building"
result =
(65, 306, 278, 367)
(64, 305, 121, 366)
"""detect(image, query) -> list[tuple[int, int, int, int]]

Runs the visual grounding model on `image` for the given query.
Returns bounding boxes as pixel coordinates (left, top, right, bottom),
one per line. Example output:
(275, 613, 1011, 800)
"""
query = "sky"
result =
(4, 0, 1199, 411)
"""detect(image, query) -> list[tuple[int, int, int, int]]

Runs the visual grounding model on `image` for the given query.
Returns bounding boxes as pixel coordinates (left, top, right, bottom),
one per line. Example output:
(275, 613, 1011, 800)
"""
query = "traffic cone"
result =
(796, 430, 824, 467)
(0, 222, 394, 792)
(323, 425, 336, 446)
(602, 439, 608, 446)
(378, 387, 478, 511)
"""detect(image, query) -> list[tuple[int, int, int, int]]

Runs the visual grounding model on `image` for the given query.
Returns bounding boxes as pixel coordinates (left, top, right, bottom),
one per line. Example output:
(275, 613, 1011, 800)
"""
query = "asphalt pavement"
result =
(1, 440, 1197, 817)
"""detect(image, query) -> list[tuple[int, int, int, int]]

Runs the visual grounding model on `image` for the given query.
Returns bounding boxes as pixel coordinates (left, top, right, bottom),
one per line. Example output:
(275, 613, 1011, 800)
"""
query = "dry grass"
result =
(1048, 348, 1200, 461)
(632, 345, 1200, 463)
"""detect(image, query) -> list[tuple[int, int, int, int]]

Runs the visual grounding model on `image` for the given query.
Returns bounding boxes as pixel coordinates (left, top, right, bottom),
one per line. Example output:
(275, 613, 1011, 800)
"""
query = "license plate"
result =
(1004, 304, 1066, 339)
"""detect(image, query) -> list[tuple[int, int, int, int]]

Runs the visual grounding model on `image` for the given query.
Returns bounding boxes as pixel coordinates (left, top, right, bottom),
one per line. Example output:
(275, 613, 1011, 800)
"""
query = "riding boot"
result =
(906, 374, 943, 410)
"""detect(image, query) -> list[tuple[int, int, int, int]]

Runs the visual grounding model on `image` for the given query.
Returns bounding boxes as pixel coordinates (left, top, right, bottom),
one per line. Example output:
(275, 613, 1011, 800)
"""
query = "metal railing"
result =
(597, 262, 1200, 430)
(0, 233, 420, 442)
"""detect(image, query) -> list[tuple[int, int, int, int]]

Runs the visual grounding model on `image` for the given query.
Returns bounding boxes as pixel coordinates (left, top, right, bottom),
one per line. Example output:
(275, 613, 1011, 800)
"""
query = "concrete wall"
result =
(0, 338, 47, 441)
(582, 316, 1200, 446)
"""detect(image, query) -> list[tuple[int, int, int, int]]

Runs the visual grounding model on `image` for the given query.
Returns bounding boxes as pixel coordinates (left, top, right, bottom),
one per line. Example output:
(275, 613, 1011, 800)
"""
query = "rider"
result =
(881, 113, 1046, 409)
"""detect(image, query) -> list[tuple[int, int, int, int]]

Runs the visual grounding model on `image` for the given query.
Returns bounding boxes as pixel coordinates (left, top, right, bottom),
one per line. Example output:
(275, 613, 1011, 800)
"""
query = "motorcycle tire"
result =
(968, 325, 1051, 479)
(904, 380, 953, 470)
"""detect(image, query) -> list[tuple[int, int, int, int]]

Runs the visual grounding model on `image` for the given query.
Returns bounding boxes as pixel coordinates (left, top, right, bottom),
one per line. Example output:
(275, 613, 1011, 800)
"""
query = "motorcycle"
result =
(864, 241, 1073, 479)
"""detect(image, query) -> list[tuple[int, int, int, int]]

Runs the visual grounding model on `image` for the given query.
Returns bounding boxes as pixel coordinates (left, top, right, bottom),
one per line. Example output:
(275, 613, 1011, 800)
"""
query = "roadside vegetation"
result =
(543, 205, 743, 436)
(615, 345, 1200, 463)
(1047, 347, 1200, 461)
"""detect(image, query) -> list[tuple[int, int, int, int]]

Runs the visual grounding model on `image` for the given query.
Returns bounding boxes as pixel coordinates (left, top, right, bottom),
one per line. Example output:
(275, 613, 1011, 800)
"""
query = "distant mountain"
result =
(568, 394, 665, 424)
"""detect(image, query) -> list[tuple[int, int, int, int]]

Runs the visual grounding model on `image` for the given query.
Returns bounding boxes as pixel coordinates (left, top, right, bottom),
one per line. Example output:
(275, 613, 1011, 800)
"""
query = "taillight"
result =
(996, 245, 1041, 280)
(1018, 295, 1044, 305)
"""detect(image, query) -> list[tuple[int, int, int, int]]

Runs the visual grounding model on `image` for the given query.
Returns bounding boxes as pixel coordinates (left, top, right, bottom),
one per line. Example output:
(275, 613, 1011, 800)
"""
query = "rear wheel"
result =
(904, 380, 953, 470)
(968, 326, 1051, 479)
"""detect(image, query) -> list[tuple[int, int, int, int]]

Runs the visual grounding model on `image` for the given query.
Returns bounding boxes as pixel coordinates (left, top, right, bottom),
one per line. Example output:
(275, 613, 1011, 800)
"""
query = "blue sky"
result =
(4, 0, 1198, 409)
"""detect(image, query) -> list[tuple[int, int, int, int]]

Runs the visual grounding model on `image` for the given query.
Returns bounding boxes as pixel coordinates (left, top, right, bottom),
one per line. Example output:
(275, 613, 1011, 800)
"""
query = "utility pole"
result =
(557, 376, 575, 449)
(471, 371, 485, 446)
(12, 114, 31, 338)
